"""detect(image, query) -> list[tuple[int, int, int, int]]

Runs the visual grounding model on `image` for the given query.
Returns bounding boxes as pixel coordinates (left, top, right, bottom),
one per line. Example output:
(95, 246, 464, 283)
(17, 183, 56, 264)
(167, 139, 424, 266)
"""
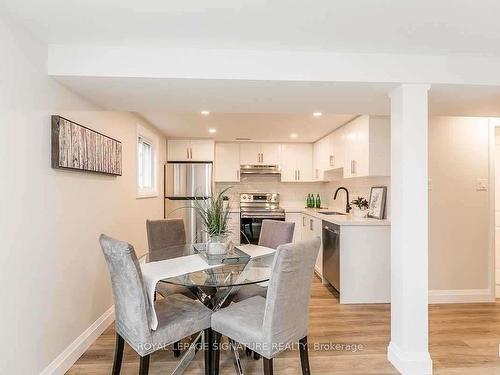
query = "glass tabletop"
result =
(142, 244, 275, 288)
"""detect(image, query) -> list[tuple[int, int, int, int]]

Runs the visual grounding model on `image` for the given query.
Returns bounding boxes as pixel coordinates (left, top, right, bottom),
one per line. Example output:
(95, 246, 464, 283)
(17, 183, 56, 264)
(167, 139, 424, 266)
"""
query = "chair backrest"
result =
(258, 220, 295, 250)
(262, 238, 320, 347)
(146, 219, 186, 252)
(99, 234, 151, 346)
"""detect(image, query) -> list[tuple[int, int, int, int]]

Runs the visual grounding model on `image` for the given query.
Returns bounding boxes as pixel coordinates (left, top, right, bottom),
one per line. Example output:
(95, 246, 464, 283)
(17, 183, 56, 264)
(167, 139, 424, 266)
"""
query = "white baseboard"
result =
(40, 306, 115, 375)
(388, 342, 433, 374)
(428, 289, 494, 304)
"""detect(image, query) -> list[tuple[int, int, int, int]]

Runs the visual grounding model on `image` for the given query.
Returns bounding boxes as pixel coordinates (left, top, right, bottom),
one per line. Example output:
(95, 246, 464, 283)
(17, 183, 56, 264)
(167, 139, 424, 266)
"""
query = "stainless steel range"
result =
(240, 193, 285, 244)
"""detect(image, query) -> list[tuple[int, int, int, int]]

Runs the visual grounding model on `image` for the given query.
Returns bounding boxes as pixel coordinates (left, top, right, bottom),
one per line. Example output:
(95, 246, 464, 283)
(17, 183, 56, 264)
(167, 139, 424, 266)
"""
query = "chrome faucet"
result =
(334, 187, 351, 213)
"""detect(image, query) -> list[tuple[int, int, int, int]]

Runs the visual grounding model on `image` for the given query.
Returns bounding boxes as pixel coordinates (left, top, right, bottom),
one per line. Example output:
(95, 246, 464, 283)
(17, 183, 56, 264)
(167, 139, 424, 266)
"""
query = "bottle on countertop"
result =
(315, 194, 321, 209)
(306, 194, 311, 208)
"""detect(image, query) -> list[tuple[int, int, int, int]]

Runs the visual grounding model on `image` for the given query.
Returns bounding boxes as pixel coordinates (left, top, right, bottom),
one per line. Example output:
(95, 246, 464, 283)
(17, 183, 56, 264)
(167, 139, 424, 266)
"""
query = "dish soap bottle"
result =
(315, 194, 321, 209)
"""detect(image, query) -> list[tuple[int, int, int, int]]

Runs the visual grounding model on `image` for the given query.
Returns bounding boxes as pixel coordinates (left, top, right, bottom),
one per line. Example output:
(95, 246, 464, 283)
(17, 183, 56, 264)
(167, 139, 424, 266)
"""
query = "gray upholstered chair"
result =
(233, 219, 295, 303)
(211, 238, 321, 375)
(99, 234, 212, 375)
(146, 218, 186, 251)
(146, 219, 195, 299)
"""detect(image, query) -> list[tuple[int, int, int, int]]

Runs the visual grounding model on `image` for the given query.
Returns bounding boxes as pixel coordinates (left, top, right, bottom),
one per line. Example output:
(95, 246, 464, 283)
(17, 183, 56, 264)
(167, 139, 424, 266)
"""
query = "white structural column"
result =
(388, 84, 433, 374)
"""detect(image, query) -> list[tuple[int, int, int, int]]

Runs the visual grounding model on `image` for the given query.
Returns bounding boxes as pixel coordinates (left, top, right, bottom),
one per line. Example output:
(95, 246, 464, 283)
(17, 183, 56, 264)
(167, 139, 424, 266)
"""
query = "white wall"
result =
(428, 116, 492, 300)
(0, 16, 165, 374)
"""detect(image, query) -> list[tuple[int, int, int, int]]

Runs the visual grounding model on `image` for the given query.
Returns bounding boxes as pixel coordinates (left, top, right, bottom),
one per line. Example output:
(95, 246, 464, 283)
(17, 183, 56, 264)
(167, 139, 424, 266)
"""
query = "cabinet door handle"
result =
(351, 160, 357, 175)
(261, 153, 264, 163)
(186, 148, 190, 159)
(302, 216, 306, 226)
(294, 170, 297, 180)
(298, 170, 300, 180)
(310, 219, 313, 231)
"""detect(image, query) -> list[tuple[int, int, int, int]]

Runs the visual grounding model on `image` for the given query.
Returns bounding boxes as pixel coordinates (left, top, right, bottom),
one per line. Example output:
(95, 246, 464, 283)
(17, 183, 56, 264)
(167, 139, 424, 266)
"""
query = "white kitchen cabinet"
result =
(329, 127, 345, 170)
(301, 213, 323, 278)
(167, 140, 191, 161)
(239, 143, 262, 164)
(312, 115, 390, 180)
(240, 143, 281, 165)
(342, 115, 390, 178)
(227, 212, 240, 245)
(280, 143, 313, 182)
(285, 212, 303, 243)
(167, 139, 214, 162)
(215, 143, 240, 182)
(313, 136, 330, 181)
(261, 143, 281, 165)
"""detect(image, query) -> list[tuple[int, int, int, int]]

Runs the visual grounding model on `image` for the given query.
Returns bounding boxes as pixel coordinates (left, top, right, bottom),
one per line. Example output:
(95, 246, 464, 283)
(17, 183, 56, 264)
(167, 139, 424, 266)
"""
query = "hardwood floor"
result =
(67, 277, 500, 374)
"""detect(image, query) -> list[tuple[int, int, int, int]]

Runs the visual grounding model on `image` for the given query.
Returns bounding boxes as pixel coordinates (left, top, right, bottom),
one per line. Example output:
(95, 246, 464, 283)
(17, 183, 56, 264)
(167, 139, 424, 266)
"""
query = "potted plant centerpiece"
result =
(351, 196, 369, 218)
(193, 187, 232, 255)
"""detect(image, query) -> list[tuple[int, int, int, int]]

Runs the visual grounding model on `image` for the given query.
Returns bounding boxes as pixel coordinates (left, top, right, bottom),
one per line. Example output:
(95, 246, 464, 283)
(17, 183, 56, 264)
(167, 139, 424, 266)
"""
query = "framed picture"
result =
(368, 186, 387, 219)
(51, 115, 122, 176)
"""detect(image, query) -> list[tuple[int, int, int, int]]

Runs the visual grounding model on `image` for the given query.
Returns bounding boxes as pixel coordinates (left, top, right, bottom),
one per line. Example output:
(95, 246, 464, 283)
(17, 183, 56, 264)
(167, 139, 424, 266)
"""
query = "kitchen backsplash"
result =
(215, 175, 391, 218)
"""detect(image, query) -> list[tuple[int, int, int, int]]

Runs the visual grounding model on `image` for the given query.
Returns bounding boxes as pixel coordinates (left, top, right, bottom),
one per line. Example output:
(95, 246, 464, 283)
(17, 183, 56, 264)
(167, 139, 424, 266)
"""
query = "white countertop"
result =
(301, 208, 391, 226)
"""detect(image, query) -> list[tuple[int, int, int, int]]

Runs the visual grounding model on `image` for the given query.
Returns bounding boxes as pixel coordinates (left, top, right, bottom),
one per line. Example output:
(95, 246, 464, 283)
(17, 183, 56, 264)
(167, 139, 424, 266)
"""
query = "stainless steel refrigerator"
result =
(164, 162, 213, 243)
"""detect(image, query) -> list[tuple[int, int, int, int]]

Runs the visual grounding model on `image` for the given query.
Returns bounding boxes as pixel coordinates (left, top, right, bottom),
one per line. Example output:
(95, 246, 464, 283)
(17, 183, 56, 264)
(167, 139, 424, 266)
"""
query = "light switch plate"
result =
(476, 178, 488, 191)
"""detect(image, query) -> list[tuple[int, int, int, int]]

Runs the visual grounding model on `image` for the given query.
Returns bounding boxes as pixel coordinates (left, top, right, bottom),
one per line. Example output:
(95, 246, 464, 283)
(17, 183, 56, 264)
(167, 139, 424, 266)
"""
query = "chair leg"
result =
(139, 355, 150, 375)
(299, 336, 311, 375)
(112, 334, 124, 375)
(263, 357, 273, 375)
(204, 329, 212, 375)
(211, 332, 222, 375)
(173, 340, 181, 357)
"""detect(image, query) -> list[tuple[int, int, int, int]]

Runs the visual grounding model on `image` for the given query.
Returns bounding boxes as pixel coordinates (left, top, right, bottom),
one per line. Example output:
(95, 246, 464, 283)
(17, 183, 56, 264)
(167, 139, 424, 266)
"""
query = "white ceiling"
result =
(52, 76, 500, 140)
(4, 0, 500, 56)
(140, 112, 357, 142)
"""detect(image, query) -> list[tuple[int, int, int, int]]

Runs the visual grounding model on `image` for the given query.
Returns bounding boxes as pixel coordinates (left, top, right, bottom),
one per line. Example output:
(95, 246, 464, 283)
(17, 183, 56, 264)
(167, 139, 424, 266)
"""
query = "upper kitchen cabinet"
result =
(313, 136, 330, 181)
(214, 143, 240, 182)
(240, 143, 281, 165)
(342, 115, 390, 178)
(280, 143, 313, 182)
(167, 139, 214, 162)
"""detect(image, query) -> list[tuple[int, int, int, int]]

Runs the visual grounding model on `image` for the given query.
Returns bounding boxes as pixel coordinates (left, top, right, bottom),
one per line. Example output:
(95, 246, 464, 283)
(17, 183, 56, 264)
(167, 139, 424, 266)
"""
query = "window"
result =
(137, 125, 158, 198)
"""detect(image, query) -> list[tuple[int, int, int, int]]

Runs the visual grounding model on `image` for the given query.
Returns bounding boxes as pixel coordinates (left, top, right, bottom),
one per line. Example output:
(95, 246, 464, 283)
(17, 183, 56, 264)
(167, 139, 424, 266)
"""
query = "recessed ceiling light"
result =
(208, 128, 217, 133)
(313, 112, 323, 117)
(290, 133, 298, 138)
(201, 110, 210, 116)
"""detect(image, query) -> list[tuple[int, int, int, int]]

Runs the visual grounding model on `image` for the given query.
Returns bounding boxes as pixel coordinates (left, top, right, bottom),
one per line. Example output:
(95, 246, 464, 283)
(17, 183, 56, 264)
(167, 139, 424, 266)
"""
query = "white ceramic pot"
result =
(207, 235, 228, 255)
(352, 207, 368, 218)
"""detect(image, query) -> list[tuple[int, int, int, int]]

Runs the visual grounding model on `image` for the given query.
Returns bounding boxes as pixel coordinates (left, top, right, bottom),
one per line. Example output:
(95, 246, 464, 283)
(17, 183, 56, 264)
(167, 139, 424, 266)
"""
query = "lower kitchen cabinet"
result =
(301, 213, 324, 280)
(285, 212, 302, 242)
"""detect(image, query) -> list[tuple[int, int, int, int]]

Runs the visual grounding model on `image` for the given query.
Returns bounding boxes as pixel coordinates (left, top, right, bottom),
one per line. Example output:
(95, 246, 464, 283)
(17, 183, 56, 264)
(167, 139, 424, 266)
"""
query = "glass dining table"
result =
(141, 243, 276, 375)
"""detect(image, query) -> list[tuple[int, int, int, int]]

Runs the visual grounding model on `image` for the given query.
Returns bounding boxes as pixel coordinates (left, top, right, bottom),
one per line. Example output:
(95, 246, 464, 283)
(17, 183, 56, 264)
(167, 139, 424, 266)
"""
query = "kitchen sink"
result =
(320, 211, 346, 216)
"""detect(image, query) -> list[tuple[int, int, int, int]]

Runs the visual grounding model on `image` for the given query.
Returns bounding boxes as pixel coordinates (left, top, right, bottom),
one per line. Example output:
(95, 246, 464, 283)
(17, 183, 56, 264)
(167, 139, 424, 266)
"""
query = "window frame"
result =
(136, 124, 159, 199)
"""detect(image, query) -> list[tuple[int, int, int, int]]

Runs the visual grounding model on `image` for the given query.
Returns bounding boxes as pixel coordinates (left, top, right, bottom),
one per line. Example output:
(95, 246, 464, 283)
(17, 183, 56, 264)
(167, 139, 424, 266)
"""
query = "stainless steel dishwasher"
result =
(322, 221, 340, 292)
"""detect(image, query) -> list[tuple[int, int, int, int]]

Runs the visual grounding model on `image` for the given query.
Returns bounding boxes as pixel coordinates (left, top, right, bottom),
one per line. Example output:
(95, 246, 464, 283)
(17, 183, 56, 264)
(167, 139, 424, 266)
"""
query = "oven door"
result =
(240, 215, 286, 245)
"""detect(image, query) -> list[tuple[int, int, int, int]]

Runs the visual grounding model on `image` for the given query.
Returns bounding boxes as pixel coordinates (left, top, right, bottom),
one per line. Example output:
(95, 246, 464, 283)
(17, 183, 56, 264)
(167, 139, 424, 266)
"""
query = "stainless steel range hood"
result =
(239, 165, 281, 175)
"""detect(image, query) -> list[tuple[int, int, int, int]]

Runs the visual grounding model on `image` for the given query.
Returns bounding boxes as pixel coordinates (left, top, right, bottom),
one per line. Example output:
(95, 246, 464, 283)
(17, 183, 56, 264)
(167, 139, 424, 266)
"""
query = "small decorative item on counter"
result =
(306, 194, 312, 208)
(315, 194, 321, 209)
(351, 196, 369, 218)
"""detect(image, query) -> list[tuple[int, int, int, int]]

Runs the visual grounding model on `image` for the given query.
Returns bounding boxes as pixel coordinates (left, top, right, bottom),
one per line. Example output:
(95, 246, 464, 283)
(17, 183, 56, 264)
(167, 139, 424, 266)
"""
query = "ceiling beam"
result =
(48, 44, 500, 86)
